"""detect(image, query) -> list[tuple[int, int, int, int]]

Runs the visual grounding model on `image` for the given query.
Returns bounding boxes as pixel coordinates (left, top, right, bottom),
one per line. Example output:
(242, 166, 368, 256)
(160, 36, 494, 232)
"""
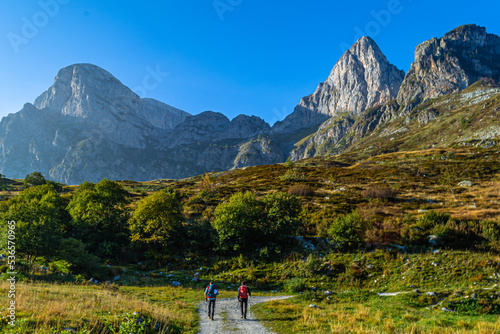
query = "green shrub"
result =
(212, 191, 264, 253)
(58, 238, 100, 273)
(422, 211, 450, 227)
(480, 220, 500, 252)
(284, 277, 307, 293)
(327, 211, 367, 249)
(129, 188, 184, 259)
(23, 171, 47, 188)
(481, 220, 500, 242)
(460, 116, 471, 128)
(48, 260, 71, 274)
(212, 191, 301, 254)
(279, 169, 306, 182)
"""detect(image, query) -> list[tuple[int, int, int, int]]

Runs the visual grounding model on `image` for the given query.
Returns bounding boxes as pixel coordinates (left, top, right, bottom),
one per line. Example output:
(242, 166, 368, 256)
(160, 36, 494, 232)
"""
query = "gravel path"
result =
(197, 296, 292, 334)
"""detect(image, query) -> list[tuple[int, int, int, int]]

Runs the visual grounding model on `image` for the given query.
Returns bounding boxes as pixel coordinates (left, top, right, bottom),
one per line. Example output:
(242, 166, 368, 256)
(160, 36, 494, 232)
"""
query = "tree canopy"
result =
(67, 179, 129, 258)
(129, 188, 184, 259)
(212, 191, 301, 253)
(0, 184, 66, 263)
(23, 171, 47, 188)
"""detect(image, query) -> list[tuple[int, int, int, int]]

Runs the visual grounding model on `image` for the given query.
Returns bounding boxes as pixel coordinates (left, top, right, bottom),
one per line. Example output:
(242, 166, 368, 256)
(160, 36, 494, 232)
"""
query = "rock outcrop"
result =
(397, 24, 500, 111)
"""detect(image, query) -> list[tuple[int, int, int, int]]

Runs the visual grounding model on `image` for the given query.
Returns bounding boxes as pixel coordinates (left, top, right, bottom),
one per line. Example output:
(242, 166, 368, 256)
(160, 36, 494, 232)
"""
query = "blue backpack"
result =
(207, 284, 218, 298)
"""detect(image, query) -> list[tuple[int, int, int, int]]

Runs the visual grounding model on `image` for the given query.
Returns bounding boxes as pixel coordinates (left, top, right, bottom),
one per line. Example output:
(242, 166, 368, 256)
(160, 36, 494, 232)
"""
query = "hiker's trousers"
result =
(208, 299, 216, 319)
(240, 298, 248, 318)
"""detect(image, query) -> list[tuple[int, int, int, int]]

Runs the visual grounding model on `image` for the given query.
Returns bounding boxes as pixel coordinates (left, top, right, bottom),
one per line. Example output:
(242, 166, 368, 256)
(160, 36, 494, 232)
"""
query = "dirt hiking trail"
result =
(197, 296, 292, 334)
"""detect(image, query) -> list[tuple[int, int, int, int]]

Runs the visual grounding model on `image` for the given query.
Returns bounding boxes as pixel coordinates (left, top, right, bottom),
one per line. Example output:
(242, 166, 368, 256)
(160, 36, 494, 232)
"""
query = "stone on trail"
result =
(458, 180, 474, 187)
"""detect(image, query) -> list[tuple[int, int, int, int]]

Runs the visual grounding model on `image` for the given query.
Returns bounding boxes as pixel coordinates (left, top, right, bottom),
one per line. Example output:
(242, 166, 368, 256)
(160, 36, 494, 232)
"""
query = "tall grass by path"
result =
(0, 282, 200, 333)
(252, 296, 500, 333)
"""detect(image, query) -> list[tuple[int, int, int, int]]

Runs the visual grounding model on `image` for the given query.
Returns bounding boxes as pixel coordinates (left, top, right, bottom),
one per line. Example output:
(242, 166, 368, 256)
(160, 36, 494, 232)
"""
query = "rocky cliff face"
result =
(397, 24, 500, 111)
(289, 37, 404, 160)
(273, 36, 404, 136)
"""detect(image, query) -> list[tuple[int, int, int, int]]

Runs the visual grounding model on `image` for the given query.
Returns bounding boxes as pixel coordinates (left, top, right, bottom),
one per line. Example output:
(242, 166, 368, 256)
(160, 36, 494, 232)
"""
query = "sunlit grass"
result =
(0, 282, 199, 333)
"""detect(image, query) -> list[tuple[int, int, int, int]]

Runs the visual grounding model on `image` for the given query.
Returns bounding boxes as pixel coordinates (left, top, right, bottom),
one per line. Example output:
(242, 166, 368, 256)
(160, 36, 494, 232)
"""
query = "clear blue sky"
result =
(1, 0, 499, 124)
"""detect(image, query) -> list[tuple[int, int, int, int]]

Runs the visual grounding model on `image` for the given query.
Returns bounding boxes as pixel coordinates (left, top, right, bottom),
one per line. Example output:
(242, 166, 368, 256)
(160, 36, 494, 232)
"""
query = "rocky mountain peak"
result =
(31, 63, 189, 132)
(34, 64, 125, 115)
(273, 36, 404, 135)
(397, 25, 500, 111)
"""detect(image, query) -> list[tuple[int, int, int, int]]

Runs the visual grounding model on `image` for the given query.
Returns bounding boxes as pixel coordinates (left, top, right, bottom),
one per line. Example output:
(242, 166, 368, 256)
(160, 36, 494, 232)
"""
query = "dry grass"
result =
(255, 299, 500, 334)
(288, 184, 314, 196)
(362, 186, 398, 200)
(0, 282, 198, 333)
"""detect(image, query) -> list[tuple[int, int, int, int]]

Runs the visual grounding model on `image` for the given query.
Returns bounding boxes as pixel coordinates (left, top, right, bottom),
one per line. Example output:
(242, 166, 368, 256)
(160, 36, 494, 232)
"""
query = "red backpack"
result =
(239, 285, 248, 298)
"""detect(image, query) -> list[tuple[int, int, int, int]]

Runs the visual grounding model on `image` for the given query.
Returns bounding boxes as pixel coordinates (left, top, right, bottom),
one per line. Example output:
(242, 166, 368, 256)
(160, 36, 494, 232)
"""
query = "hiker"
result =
(237, 281, 251, 319)
(204, 281, 219, 320)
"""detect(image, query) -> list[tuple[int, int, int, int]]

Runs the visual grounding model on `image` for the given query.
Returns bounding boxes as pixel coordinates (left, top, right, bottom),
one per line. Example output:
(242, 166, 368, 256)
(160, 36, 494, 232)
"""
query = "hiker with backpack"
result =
(204, 281, 219, 320)
(237, 281, 251, 319)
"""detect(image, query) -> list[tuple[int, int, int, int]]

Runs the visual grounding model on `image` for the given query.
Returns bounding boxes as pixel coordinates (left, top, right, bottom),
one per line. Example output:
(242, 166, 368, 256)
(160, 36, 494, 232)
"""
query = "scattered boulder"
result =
(324, 291, 334, 296)
(458, 180, 474, 187)
(428, 235, 439, 246)
(309, 304, 319, 308)
(431, 261, 439, 266)
(172, 281, 181, 286)
(426, 292, 436, 296)
(442, 307, 455, 313)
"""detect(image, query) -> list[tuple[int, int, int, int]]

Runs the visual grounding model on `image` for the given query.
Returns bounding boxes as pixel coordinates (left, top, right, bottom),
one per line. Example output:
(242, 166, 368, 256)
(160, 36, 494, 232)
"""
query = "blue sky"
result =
(1, 0, 499, 124)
